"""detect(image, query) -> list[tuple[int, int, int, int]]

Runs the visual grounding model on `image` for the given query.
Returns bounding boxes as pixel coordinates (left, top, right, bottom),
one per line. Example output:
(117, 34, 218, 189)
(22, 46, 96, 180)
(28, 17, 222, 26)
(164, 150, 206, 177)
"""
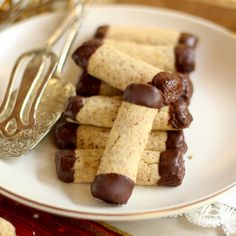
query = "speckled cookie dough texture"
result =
(104, 39, 175, 72)
(0, 217, 15, 236)
(76, 71, 193, 105)
(76, 72, 122, 97)
(88, 43, 160, 90)
(55, 122, 187, 153)
(95, 25, 198, 48)
(76, 126, 167, 152)
(74, 149, 161, 185)
(76, 95, 121, 128)
(103, 39, 196, 73)
(54, 124, 168, 151)
(63, 95, 193, 130)
(55, 146, 186, 187)
(91, 84, 163, 204)
(96, 25, 179, 46)
(72, 40, 183, 105)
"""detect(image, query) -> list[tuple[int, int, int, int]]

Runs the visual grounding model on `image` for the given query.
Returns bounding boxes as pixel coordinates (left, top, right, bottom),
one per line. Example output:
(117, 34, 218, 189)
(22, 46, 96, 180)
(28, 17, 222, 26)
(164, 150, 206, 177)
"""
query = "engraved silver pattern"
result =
(0, 79, 75, 158)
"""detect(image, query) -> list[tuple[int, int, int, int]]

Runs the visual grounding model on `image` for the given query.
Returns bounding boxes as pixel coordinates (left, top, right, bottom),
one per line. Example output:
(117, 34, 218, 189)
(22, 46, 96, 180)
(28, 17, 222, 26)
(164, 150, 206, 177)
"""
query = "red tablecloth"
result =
(0, 195, 129, 236)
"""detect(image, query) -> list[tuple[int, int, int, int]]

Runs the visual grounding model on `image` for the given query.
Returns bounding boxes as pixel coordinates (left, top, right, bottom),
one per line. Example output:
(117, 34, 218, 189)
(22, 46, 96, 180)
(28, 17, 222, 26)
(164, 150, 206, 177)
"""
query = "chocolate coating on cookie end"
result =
(179, 33, 198, 48)
(169, 99, 193, 129)
(158, 149, 185, 186)
(177, 73, 193, 105)
(55, 150, 76, 183)
(91, 173, 134, 204)
(54, 121, 78, 149)
(123, 83, 163, 109)
(150, 72, 183, 105)
(175, 45, 195, 73)
(166, 130, 187, 154)
(63, 96, 85, 120)
(72, 39, 102, 70)
(94, 25, 109, 39)
(76, 72, 101, 96)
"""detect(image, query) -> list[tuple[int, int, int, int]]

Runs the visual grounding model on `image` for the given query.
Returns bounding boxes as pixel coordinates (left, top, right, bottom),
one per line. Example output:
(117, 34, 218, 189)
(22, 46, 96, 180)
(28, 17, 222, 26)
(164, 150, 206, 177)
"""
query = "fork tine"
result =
(2, 52, 45, 127)
(17, 52, 47, 124)
(28, 52, 58, 127)
(15, 54, 45, 117)
(0, 53, 29, 117)
(0, 51, 57, 137)
(46, 0, 81, 48)
(55, 1, 86, 75)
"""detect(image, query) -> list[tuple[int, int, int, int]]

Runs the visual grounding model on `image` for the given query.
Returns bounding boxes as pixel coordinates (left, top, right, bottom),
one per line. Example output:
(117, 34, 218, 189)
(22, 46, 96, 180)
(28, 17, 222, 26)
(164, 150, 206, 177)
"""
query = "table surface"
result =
(116, 0, 236, 31)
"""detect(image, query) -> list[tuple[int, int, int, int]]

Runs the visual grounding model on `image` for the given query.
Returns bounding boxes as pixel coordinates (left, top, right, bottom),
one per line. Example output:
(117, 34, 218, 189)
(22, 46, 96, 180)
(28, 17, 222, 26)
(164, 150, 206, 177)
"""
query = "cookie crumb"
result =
(0, 217, 16, 236)
(188, 155, 193, 160)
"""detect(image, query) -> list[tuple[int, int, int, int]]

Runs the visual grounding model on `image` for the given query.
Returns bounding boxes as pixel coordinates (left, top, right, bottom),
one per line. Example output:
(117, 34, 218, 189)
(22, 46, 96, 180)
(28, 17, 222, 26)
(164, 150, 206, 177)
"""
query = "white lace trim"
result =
(185, 203, 236, 236)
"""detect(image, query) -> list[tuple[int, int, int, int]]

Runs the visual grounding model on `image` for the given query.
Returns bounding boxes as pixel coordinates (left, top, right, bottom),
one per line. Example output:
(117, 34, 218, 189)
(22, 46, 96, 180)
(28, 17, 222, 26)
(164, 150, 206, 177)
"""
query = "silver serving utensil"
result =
(0, 1, 86, 158)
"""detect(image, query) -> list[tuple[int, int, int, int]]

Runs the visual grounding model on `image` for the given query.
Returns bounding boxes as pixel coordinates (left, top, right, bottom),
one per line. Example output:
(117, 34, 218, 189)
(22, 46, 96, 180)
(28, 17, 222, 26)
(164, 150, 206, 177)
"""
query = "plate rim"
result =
(0, 4, 236, 221)
(92, 3, 234, 36)
(1, 4, 234, 38)
(1, 183, 236, 221)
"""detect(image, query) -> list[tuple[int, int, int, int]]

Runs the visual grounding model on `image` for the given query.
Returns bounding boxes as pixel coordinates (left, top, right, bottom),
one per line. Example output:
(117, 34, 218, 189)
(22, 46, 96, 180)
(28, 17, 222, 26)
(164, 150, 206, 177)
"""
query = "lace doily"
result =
(185, 203, 236, 236)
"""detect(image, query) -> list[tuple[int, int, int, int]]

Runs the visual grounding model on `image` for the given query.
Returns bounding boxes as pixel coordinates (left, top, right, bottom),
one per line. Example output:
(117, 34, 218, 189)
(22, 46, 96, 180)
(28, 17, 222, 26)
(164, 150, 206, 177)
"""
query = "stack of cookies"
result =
(54, 25, 198, 205)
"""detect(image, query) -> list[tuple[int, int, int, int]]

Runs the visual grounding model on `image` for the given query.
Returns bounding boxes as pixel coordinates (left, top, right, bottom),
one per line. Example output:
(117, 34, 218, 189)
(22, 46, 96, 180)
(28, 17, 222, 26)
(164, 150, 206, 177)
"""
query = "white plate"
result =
(0, 5, 236, 221)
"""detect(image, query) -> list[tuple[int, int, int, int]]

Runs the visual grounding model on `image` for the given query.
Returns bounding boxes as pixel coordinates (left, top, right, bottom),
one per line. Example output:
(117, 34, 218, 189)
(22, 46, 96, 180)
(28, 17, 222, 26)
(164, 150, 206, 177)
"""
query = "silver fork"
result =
(0, 50, 58, 137)
(0, 1, 83, 138)
(0, 0, 87, 158)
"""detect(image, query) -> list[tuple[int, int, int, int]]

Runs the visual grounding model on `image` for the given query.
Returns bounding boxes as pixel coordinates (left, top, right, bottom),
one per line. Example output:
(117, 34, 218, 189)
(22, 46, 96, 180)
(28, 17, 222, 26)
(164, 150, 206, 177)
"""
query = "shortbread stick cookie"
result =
(91, 84, 163, 204)
(72, 39, 183, 105)
(55, 121, 187, 152)
(0, 217, 16, 236)
(76, 71, 122, 96)
(104, 40, 174, 72)
(76, 72, 193, 104)
(64, 95, 121, 128)
(95, 25, 198, 48)
(104, 39, 195, 73)
(63, 95, 193, 130)
(55, 148, 185, 186)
